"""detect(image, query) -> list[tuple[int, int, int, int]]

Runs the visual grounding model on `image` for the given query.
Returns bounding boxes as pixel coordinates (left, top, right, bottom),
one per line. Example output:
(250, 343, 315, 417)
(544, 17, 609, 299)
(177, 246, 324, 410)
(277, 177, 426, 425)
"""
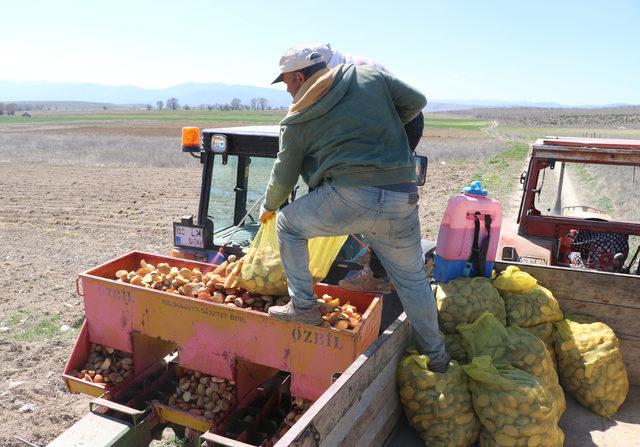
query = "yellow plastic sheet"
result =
(397, 348, 480, 447)
(553, 314, 629, 417)
(493, 265, 537, 294)
(238, 218, 347, 295)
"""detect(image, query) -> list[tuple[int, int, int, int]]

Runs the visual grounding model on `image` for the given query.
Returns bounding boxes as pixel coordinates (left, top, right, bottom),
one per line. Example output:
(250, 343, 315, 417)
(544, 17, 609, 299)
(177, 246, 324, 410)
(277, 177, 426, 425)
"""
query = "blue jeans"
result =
(276, 184, 447, 363)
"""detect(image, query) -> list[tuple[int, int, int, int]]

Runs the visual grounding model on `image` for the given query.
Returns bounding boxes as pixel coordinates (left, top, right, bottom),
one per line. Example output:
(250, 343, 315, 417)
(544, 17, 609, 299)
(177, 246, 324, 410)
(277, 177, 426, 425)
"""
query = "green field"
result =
(424, 117, 488, 130)
(0, 109, 286, 124)
(496, 126, 640, 141)
(0, 109, 488, 130)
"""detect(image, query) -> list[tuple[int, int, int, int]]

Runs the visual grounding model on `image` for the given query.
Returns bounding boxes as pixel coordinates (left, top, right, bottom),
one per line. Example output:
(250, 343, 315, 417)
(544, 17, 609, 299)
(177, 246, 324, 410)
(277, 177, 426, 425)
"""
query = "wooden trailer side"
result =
(276, 314, 412, 447)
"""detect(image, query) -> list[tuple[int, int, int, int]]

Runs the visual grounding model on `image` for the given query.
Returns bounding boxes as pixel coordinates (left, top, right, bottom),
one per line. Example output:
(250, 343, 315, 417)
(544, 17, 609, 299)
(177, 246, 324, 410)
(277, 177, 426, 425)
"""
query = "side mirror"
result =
(414, 155, 428, 186)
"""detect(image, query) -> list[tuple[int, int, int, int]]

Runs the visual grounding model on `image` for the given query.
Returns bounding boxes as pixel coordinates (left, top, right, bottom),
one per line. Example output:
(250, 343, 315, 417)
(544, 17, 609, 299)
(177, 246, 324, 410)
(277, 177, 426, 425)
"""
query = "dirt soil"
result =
(0, 162, 201, 446)
(0, 156, 477, 445)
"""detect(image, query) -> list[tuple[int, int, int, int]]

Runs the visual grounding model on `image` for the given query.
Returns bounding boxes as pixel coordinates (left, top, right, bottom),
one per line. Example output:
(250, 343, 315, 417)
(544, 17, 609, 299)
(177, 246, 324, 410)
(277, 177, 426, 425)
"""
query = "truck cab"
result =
(498, 137, 640, 275)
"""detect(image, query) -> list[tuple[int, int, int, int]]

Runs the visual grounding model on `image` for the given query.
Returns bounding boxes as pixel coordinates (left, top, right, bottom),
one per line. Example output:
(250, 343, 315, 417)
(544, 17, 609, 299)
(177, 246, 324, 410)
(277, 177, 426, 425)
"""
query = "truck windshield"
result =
(535, 161, 640, 224)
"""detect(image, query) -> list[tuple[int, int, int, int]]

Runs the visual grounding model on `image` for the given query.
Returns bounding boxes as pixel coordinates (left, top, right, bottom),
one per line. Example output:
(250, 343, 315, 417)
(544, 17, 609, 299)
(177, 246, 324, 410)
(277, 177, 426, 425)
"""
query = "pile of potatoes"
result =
(239, 246, 289, 296)
(114, 261, 364, 332)
(463, 356, 565, 447)
(166, 368, 236, 423)
(318, 294, 363, 331)
(435, 277, 506, 334)
(553, 315, 629, 418)
(114, 259, 295, 312)
(397, 348, 480, 446)
(268, 397, 313, 444)
(69, 344, 133, 388)
(501, 285, 564, 328)
(115, 257, 243, 298)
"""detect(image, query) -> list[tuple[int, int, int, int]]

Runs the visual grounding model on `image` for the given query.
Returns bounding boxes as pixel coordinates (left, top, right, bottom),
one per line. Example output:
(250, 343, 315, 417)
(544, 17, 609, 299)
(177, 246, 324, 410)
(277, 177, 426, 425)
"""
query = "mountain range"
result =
(0, 80, 634, 111)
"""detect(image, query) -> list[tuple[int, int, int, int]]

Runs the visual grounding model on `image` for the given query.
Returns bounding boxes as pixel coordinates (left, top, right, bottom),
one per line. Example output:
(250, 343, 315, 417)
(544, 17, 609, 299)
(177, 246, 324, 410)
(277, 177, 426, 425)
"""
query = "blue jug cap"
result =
(463, 181, 488, 197)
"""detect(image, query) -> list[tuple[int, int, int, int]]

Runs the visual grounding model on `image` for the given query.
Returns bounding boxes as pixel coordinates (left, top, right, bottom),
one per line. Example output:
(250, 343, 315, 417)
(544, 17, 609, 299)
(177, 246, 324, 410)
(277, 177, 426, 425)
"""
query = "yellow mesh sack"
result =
(463, 356, 564, 447)
(493, 265, 537, 294)
(553, 314, 629, 418)
(458, 313, 565, 418)
(503, 286, 563, 328)
(397, 348, 480, 447)
(435, 277, 506, 334)
(238, 219, 347, 295)
(522, 322, 557, 370)
(444, 332, 468, 365)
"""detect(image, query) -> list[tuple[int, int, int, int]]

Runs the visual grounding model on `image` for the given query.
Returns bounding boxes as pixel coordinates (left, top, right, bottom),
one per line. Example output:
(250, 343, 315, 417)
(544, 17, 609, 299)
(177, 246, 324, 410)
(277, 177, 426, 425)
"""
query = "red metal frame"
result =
(516, 138, 640, 264)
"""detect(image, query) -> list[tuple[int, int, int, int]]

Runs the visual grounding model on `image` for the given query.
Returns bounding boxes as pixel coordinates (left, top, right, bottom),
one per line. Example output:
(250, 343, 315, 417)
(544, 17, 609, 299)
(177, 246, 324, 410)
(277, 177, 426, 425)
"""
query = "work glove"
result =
(259, 204, 275, 224)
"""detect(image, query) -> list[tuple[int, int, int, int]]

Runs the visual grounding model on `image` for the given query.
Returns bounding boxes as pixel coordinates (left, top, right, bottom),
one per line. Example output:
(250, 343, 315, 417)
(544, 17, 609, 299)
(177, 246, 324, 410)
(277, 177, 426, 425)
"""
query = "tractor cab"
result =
(172, 125, 363, 281)
(499, 136, 640, 274)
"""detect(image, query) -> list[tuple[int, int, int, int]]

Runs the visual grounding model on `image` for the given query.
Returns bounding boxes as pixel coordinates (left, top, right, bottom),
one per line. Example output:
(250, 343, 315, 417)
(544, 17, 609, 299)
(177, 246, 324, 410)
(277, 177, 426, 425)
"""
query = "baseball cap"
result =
(272, 45, 325, 84)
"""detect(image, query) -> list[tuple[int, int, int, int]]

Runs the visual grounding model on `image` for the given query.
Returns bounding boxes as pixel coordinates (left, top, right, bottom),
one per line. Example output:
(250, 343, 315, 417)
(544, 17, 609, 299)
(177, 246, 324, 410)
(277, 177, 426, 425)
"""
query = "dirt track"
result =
(0, 158, 476, 445)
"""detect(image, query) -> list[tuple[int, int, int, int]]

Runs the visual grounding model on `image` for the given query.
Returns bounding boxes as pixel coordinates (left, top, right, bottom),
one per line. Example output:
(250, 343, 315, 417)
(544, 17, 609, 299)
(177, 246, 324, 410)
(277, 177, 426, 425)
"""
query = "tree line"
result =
(152, 97, 277, 111)
(0, 97, 287, 115)
(0, 102, 17, 115)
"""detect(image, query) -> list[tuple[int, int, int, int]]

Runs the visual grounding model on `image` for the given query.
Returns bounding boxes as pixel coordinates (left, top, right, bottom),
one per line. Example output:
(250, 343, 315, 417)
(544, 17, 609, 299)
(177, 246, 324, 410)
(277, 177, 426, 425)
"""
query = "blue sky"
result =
(2, 0, 639, 105)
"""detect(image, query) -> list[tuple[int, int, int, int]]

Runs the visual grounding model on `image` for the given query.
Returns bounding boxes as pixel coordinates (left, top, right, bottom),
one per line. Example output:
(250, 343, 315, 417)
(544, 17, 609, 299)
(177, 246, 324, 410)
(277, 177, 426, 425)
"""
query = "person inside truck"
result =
(563, 228, 629, 272)
(307, 43, 425, 294)
(259, 45, 450, 372)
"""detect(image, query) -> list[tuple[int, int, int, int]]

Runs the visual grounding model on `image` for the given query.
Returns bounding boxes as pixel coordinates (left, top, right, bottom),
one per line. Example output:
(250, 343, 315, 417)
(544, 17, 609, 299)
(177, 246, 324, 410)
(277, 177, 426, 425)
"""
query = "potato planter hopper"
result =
(72, 250, 382, 401)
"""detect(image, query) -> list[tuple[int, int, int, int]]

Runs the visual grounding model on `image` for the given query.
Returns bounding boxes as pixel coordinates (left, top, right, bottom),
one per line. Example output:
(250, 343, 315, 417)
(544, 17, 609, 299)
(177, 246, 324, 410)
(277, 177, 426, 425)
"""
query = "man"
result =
(260, 45, 449, 371)
(310, 43, 426, 294)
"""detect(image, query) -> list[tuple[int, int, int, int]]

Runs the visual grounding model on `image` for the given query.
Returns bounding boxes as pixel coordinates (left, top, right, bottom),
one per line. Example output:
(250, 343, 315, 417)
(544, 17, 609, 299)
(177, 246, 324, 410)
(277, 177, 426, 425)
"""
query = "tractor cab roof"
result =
(202, 125, 280, 158)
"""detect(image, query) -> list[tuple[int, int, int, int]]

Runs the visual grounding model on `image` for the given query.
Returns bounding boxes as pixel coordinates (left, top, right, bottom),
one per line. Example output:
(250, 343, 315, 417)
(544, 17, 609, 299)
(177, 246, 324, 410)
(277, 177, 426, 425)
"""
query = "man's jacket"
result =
(264, 63, 427, 211)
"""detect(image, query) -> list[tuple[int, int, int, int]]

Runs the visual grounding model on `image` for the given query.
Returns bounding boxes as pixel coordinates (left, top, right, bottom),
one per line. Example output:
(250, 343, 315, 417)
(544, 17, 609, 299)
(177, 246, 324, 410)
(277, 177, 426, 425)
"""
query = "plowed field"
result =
(0, 118, 480, 446)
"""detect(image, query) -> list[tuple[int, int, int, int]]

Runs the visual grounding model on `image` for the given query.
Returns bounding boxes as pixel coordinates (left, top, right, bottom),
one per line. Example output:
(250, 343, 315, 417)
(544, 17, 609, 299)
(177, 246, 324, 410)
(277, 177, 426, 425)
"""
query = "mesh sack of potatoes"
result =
(502, 285, 564, 328)
(458, 312, 565, 418)
(444, 332, 468, 365)
(553, 314, 629, 417)
(397, 347, 480, 447)
(435, 277, 506, 334)
(522, 322, 557, 369)
(493, 265, 538, 294)
(463, 356, 564, 447)
(238, 219, 347, 295)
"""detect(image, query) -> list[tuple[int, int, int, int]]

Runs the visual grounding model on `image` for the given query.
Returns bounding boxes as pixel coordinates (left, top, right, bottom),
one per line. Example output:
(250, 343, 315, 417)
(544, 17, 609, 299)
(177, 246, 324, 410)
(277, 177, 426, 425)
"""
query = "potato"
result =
(334, 320, 349, 330)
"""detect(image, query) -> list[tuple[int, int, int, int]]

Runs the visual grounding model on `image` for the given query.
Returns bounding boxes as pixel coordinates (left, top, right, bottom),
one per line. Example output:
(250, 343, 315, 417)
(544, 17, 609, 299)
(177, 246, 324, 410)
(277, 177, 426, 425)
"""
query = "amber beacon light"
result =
(181, 127, 201, 153)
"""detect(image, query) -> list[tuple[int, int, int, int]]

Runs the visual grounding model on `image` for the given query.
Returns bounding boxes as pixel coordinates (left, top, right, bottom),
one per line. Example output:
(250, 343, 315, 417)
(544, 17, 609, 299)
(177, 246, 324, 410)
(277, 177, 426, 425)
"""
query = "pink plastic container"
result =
(434, 182, 502, 282)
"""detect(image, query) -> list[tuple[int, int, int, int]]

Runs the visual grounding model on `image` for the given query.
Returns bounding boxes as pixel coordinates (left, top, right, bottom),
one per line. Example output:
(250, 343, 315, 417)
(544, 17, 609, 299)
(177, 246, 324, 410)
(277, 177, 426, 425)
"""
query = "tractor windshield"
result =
(207, 156, 308, 233)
